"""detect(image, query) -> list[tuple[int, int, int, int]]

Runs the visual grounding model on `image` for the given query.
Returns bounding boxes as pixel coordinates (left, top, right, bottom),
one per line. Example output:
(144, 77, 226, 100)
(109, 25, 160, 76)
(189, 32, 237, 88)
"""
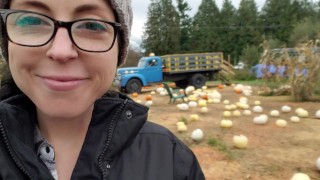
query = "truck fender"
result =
(121, 74, 147, 87)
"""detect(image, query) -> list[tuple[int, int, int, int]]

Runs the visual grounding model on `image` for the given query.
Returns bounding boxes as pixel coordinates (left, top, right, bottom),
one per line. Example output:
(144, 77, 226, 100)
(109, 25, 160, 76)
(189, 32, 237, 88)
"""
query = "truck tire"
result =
(189, 73, 206, 89)
(125, 78, 142, 93)
(175, 80, 189, 89)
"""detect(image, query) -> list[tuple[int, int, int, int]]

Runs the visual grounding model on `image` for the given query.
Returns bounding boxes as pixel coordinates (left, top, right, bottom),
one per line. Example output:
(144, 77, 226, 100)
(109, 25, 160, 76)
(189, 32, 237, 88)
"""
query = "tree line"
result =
(124, 0, 320, 67)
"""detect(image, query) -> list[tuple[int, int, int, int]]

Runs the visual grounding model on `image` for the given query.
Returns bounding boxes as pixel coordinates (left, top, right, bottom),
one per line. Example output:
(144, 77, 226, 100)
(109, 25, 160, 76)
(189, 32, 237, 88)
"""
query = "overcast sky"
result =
(130, 0, 267, 47)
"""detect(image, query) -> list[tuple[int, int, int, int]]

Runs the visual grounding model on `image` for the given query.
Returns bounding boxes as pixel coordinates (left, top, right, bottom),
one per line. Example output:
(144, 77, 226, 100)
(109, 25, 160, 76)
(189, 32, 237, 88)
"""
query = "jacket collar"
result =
(0, 92, 148, 178)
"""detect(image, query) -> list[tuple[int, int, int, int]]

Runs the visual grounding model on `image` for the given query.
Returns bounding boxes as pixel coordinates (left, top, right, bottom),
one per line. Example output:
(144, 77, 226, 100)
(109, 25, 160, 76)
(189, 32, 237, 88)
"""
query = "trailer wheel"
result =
(125, 78, 142, 94)
(175, 80, 189, 89)
(189, 73, 206, 89)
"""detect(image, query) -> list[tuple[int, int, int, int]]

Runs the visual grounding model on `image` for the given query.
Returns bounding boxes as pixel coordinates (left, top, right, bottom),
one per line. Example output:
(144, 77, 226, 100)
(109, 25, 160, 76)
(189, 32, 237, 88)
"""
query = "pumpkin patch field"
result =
(130, 84, 320, 180)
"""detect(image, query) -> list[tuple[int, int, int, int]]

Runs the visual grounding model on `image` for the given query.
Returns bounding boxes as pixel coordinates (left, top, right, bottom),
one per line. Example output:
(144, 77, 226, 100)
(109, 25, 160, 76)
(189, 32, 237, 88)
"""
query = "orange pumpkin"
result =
(217, 84, 224, 89)
(235, 89, 242, 94)
(146, 95, 152, 101)
(169, 83, 176, 88)
(132, 92, 139, 98)
(201, 94, 208, 100)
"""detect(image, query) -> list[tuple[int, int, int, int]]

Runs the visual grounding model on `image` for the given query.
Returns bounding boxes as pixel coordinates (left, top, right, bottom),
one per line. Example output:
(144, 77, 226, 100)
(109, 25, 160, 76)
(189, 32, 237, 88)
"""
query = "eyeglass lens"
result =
(5, 12, 116, 52)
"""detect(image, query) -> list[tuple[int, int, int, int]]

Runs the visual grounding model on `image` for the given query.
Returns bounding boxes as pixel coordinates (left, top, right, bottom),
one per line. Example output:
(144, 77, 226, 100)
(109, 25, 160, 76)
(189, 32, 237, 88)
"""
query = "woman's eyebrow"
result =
(13, 0, 50, 11)
(74, 4, 103, 14)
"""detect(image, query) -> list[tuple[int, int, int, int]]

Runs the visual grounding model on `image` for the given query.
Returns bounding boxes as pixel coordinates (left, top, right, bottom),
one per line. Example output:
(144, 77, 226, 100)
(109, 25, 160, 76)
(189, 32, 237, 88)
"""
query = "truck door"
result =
(144, 58, 163, 83)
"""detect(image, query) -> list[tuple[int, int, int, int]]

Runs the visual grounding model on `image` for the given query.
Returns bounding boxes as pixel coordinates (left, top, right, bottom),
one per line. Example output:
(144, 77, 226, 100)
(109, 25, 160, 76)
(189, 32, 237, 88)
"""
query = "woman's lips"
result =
(41, 76, 87, 91)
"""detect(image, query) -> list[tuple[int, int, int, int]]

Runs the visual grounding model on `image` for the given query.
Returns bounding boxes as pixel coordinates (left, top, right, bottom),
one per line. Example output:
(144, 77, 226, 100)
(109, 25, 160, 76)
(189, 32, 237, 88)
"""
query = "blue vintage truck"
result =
(115, 52, 231, 93)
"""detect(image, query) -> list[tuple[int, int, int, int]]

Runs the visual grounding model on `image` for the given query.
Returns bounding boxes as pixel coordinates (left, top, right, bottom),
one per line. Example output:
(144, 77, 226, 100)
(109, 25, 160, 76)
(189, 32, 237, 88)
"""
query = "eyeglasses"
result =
(0, 9, 121, 52)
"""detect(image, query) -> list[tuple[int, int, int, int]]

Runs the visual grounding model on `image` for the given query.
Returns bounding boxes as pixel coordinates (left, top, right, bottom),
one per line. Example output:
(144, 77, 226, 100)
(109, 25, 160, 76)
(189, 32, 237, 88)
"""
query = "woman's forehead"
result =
(10, 0, 115, 20)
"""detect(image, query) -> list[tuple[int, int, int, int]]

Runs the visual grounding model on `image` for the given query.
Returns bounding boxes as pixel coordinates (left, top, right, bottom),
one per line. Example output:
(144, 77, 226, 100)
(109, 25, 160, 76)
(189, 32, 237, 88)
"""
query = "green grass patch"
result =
(178, 116, 189, 125)
(207, 137, 236, 160)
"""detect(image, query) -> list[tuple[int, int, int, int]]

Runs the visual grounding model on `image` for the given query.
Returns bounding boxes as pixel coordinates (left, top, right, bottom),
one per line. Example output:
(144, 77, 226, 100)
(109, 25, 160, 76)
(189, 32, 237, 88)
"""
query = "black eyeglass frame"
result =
(0, 9, 122, 53)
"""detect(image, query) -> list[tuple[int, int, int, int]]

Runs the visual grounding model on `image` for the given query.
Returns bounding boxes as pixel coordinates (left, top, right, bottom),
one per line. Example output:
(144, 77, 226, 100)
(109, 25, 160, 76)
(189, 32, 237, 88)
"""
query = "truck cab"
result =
(116, 56, 163, 93)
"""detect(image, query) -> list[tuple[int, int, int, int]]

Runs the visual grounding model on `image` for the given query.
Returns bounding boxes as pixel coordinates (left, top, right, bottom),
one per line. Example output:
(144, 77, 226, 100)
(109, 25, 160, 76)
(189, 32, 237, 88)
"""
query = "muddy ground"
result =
(130, 84, 320, 180)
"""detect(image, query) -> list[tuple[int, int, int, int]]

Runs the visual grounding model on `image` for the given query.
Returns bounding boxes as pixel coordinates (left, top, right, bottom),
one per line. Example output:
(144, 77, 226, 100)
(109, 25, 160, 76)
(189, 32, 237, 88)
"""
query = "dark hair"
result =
(0, 0, 21, 100)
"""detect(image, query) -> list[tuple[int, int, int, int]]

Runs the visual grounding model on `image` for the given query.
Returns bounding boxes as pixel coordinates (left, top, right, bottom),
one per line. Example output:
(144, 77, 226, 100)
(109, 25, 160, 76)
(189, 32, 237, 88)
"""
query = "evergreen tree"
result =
(219, 0, 237, 63)
(189, 0, 220, 52)
(237, 0, 261, 63)
(260, 0, 294, 43)
(175, 0, 192, 52)
(141, 0, 180, 55)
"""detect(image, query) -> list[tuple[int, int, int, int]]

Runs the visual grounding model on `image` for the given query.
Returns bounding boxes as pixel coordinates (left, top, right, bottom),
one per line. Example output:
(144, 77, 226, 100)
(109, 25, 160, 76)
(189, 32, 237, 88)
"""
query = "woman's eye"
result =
(77, 21, 108, 31)
(16, 16, 49, 27)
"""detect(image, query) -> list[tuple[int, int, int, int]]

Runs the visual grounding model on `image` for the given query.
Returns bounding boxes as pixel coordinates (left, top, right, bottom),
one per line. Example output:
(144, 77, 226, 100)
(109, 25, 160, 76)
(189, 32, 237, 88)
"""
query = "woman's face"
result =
(8, 0, 119, 120)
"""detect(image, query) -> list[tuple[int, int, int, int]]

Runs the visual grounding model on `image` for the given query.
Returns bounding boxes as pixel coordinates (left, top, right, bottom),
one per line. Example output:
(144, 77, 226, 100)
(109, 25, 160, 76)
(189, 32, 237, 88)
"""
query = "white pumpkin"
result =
(239, 97, 248, 104)
(237, 102, 249, 110)
(224, 105, 232, 111)
(200, 107, 209, 113)
(159, 91, 167, 96)
(223, 100, 230, 105)
(223, 111, 232, 118)
(243, 110, 252, 116)
(232, 110, 241, 117)
(209, 90, 221, 99)
(275, 119, 287, 127)
(191, 129, 204, 141)
(212, 98, 221, 104)
(156, 87, 165, 93)
(188, 95, 198, 101)
(220, 119, 233, 128)
(290, 173, 310, 180)
(253, 106, 263, 113)
(150, 91, 156, 95)
(316, 156, 320, 170)
(176, 121, 185, 127)
(230, 104, 237, 110)
(188, 101, 198, 108)
(135, 99, 142, 104)
(202, 86, 207, 90)
(144, 100, 153, 107)
(281, 105, 292, 113)
(290, 116, 300, 123)
(315, 110, 320, 119)
(233, 135, 248, 149)
(185, 86, 195, 94)
(190, 114, 200, 121)
(253, 115, 268, 125)
(296, 108, 309, 118)
(270, 110, 280, 117)
(177, 124, 188, 132)
(198, 100, 207, 107)
(254, 100, 261, 105)
(177, 103, 189, 111)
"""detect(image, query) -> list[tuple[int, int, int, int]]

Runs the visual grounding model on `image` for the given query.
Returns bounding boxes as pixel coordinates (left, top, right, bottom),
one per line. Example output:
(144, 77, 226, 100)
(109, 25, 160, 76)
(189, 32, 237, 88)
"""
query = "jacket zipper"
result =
(98, 99, 128, 180)
(0, 119, 33, 179)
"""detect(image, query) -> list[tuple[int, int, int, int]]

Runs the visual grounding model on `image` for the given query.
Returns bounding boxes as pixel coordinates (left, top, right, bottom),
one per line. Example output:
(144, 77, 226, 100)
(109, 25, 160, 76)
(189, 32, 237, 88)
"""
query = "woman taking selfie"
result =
(0, 0, 205, 179)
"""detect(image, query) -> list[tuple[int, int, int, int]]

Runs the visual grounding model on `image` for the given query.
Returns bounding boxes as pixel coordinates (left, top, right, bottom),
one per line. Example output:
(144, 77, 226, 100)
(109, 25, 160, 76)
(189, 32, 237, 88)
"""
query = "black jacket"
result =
(0, 93, 205, 180)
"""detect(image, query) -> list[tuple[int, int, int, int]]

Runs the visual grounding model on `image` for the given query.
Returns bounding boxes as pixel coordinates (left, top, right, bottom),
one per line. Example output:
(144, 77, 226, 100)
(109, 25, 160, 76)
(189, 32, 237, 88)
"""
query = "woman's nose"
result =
(46, 28, 78, 62)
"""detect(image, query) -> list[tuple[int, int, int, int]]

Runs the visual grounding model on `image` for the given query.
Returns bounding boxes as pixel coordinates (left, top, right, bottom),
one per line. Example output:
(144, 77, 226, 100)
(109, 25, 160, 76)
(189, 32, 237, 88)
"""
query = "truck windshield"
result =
(138, 59, 146, 67)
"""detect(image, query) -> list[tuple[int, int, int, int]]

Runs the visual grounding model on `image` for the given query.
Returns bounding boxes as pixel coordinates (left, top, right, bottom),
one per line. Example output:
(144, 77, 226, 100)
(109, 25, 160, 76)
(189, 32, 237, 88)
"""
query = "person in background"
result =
(250, 63, 264, 79)
(277, 60, 288, 78)
(261, 60, 277, 79)
(0, 0, 205, 179)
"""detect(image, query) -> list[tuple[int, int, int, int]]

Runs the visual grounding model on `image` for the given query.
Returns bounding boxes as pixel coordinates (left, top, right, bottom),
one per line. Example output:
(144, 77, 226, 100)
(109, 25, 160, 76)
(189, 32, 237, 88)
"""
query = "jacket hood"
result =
(0, 92, 148, 178)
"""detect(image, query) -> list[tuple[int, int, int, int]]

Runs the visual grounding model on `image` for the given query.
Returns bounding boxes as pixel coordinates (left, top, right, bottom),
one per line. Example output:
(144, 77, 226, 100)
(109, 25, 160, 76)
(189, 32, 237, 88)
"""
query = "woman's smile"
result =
(40, 75, 89, 91)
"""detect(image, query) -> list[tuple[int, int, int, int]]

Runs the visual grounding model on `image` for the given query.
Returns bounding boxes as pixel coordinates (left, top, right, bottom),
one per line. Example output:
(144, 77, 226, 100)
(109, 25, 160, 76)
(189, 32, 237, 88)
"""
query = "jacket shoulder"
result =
(137, 121, 206, 180)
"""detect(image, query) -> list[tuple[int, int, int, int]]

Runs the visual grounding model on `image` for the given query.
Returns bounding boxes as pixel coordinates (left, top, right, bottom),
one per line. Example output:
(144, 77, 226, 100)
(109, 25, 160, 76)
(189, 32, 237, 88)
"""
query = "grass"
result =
(207, 137, 236, 160)
(178, 116, 189, 125)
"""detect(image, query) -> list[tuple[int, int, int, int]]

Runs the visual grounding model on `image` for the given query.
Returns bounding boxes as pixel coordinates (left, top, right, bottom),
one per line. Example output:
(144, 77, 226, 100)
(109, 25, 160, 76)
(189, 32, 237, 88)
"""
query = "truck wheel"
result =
(175, 80, 189, 89)
(125, 79, 142, 94)
(189, 73, 206, 89)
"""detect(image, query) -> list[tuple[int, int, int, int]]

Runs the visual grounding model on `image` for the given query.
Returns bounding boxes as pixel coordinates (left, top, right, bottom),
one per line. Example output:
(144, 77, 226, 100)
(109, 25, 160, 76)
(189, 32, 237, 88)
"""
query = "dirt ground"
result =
(131, 84, 320, 180)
